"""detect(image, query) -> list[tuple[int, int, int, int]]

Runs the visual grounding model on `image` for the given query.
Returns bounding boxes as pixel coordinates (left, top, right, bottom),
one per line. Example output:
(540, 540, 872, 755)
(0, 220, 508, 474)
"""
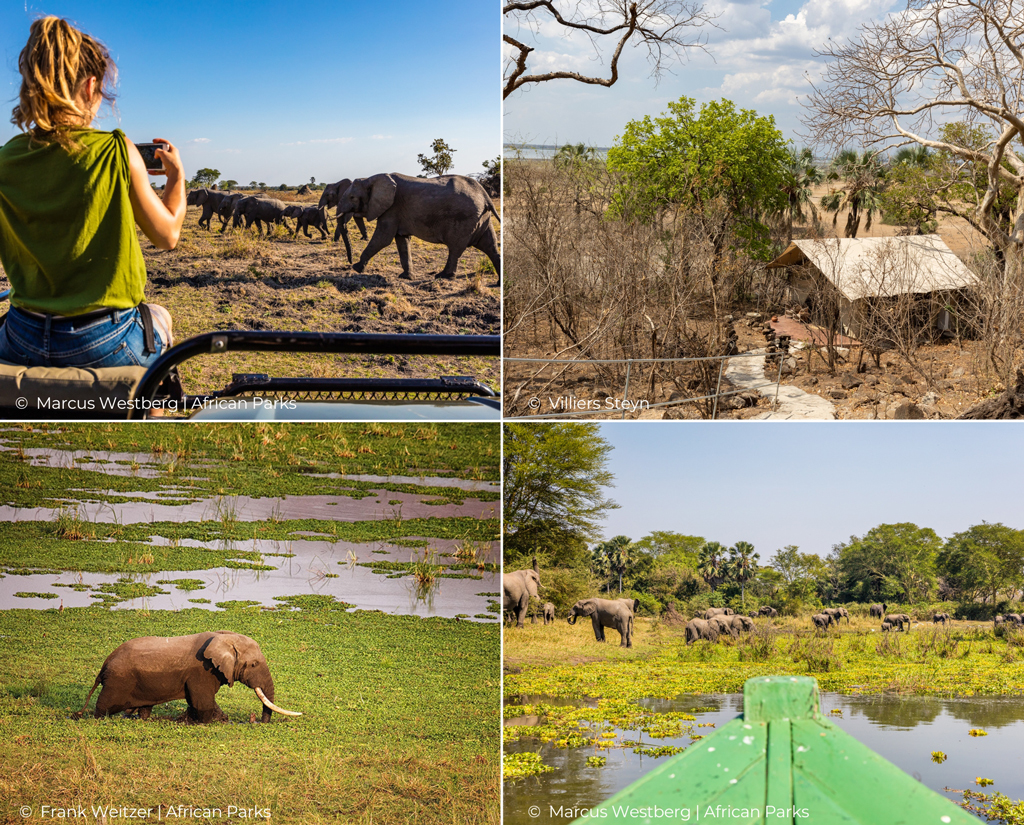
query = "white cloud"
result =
(187, 137, 211, 144)
(370, 134, 393, 140)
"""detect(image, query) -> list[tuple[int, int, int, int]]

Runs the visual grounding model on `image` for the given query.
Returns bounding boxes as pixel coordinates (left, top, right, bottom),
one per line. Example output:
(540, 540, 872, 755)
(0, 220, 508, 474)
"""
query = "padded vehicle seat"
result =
(0, 360, 146, 419)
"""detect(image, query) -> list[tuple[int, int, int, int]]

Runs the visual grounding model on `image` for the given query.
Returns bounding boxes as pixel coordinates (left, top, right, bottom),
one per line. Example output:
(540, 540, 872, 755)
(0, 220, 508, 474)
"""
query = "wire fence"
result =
(503, 349, 788, 420)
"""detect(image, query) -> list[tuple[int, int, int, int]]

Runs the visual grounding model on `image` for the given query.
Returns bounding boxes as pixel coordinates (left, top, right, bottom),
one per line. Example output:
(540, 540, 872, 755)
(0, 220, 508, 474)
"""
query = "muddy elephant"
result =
(503, 569, 541, 628)
(542, 602, 555, 625)
(869, 603, 887, 619)
(187, 188, 228, 230)
(76, 631, 300, 723)
(885, 613, 911, 631)
(318, 178, 369, 249)
(568, 597, 635, 648)
(702, 607, 734, 620)
(933, 612, 951, 624)
(811, 613, 833, 631)
(685, 618, 719, 645)
(283, 204, 330, 240)
(336, 173, 501, 282)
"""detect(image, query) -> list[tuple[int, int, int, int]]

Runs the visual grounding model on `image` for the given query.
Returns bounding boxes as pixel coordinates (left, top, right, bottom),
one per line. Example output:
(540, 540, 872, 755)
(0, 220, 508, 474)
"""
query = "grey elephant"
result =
(187, 188, 228, 230)
(685, 618, 719, 645)
(869, 603, 887, 619)
(1006, 613, 1024, 625)
(757, 606, 778, 618)
(811, 613, 833, 631)
(238, 196, 291, 235)
(318, 178, 369, 248)
(933, 612, 951, 624)
(709, 615, 735, 638)
(283, 204, 330, 240)
(729, 615, 754, 634)
(568, 598, 635, 648)
(703, 607, 734, 620)
(823, 607, 850, 625)
(881, 620, 894, 632)
(542, 602, 555, 625)
(503, 569, 541, 628)
(214, 192, 246, 232)
(336, 173, 501, 282)
(885, 613, 911, 631)
(75, 631, 301, 723)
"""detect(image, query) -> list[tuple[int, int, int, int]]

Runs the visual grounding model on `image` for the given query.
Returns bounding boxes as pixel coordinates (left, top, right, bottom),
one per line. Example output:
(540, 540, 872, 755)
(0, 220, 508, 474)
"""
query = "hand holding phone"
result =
(136, 142, 167, 171)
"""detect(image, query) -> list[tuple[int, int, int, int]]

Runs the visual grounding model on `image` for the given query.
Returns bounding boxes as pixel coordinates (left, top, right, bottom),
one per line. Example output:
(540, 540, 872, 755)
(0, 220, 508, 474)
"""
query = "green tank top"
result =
(0, 128, 146, 315)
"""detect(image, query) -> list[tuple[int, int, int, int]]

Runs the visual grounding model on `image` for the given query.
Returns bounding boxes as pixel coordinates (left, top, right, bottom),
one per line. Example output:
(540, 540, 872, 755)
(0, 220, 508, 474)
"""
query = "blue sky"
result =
(1, 1, 500, 183)
(503, 0, 899, 151)
(595, 423, 1024, 561)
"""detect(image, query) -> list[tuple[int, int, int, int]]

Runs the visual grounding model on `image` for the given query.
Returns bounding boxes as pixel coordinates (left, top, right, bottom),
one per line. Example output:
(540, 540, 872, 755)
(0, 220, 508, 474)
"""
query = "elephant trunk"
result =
(254, 686, 301, 718)
(567, 613, 577, 625)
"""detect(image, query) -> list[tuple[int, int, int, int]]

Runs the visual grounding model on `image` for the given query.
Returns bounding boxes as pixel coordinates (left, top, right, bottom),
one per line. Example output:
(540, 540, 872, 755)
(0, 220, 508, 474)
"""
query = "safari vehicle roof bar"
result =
(128, 330, 499, 419)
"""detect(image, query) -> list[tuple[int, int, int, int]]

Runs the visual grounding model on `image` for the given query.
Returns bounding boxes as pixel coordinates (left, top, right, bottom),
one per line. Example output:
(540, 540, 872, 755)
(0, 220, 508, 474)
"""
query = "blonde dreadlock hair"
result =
(11, 16, 116, 149)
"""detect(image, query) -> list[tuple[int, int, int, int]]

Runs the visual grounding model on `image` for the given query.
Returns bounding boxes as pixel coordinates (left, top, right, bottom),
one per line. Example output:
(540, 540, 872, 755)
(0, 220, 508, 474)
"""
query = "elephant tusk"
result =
(255, 687, 302, 717)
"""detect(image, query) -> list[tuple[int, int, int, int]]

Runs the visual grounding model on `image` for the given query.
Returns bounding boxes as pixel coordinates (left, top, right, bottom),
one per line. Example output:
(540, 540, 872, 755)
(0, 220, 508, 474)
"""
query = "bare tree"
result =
(803, 0, 1024, 276)
(503, 0, 716, 99)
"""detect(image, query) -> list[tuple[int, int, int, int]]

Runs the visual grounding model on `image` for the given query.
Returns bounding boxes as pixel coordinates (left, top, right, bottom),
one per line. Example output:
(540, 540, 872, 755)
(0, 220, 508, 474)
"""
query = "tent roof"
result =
(766, 235, 978, 301)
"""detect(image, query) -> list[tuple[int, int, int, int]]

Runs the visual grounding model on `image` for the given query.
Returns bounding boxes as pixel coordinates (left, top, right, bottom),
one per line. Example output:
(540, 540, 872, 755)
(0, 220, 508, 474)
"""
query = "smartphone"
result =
(136, 142, 166, 171)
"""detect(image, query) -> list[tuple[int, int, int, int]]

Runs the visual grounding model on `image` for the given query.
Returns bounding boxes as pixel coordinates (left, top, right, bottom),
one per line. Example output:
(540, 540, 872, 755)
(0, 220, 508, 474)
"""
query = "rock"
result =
(856, 390, 878, 404)
(840, 373, 863, 389)
(894, 402, 925, 420)
(922, 391, 940, 406)
(780, 357, 798, 377)
(746, 312, 762, 320)
(828, 389, 849, 400)
(920, 403, 941, 418)
(862, 374, 879, 387)
(804, 376, 819, 386)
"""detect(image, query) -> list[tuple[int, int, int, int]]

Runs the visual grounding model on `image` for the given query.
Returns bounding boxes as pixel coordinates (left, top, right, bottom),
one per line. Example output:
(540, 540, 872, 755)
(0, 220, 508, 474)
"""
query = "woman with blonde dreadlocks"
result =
(0, 16, 184, 368)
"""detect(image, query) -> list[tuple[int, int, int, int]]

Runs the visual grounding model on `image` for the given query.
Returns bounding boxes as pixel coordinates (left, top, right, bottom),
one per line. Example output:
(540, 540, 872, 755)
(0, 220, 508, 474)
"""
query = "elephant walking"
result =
(811, 613, 833, 631)
(503, 569, 540, 628)
(869, 603, 887, 619)
(76, 632, 300, 723)
(702, 607, 734, 620)
(187, 188, 228, 230)
(542, 602, 555, 625)
(568, 598, 635, 648)
(336, 173, 501, 283)
(757, 606, 779, 618)
(709, 615, 735, 638)
(685, 618, 719, 645)
(884, 613, 911, 632)
(318, 178, 369, 252)
(932, 612, 951, 624)
(283, 205, 330, 240)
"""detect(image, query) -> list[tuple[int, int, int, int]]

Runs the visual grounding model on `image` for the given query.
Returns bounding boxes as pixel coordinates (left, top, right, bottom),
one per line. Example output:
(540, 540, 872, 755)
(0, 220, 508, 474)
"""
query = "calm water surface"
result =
(504, 693, 1024, 824)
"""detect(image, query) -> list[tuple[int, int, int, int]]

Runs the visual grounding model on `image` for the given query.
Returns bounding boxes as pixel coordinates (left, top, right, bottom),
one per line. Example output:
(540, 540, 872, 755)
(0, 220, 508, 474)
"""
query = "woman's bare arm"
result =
(127, 137, 186, 250)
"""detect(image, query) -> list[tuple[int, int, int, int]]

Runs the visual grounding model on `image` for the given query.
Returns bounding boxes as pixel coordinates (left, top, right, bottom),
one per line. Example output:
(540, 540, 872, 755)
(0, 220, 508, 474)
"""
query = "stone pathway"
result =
(725, 349, 836, 420)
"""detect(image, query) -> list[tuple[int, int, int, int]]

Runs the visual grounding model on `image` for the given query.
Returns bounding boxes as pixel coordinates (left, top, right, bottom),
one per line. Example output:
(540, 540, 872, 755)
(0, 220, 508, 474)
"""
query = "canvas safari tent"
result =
(766, 235, 978, 340)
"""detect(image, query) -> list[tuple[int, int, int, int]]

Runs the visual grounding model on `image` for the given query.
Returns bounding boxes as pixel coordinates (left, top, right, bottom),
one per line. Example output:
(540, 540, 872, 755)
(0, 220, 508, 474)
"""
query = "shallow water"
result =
(0, 535, 498, 619)
(0, 443, 164, 477)
(0, 488, 497, 525)
(503, 693, 1024, 823)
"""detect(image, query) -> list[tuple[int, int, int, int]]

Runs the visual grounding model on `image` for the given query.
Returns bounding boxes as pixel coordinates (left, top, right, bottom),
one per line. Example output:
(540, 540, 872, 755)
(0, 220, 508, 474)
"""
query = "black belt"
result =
(2, 302, 158, 355)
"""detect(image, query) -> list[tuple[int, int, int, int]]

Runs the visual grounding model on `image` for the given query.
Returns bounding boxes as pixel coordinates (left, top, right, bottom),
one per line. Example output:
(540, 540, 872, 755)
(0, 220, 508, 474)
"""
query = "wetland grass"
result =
(0, 604, 499, 825)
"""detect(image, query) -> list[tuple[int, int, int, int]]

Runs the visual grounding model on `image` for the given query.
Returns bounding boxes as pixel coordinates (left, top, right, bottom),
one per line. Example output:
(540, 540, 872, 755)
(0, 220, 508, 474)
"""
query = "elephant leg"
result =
(472, 225, 502, 283)
(184, 681, 226, 723)
(336, 220, 354, 264)
(395, 235, 413, 279)
(354, 224, 396, 274)
(93, 686, 128, 718)
(591, 616, 605, 642)
(355, 216, 368, 241)
(438, 242, 468, 278)
(515, 595, 528, 629)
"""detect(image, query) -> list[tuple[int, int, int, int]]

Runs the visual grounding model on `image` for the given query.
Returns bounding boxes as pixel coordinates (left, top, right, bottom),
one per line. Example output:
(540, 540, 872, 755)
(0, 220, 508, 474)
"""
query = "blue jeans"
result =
(0, 305, 166, 369)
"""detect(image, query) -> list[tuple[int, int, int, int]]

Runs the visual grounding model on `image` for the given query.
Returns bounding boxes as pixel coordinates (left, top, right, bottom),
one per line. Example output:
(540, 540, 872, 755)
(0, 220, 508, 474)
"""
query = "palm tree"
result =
(728, 541, 760, 608)
(820, 149, 886, 238)
(892, 146, 931, 167)
(780, 147, 822, 244)
(698, 541, 727, 591)
(591, 545, 613, 593)
(594, 535, 633, 593)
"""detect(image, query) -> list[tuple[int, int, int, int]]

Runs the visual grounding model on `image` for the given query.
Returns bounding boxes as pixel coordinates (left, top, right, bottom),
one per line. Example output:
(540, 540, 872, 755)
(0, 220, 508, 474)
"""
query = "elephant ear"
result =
(203, 634, 238, 687)
(364, 175, 397, 221)
(580, 601, 597, 616)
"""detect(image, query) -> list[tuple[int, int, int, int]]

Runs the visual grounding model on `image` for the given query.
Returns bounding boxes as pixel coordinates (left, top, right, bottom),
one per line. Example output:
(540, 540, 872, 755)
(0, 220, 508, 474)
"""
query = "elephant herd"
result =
(501, 568, 638, 648)
(684, 606, 770, 644)
(186, 172, 501, 284)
